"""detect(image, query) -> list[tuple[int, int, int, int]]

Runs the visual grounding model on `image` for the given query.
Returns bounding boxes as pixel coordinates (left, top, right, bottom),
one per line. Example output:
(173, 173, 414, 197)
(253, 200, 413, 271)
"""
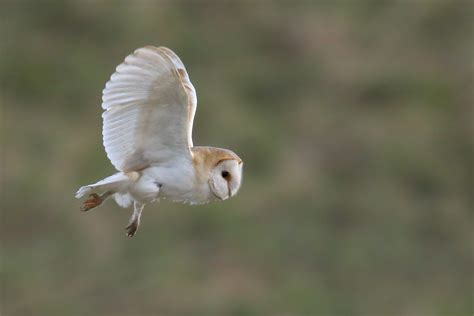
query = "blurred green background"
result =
(1, 1, 473, 315)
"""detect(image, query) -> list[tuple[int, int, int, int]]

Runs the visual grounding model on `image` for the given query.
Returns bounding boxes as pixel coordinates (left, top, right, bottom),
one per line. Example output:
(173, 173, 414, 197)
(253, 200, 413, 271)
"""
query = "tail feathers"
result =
(114, 193, 133, 208)
(75, 172, 130, 199)
(75, 186, 93, 198)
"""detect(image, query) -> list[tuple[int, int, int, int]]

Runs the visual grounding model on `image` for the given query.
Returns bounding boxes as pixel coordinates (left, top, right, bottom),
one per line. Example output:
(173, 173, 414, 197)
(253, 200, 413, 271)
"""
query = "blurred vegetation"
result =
(1, 1, 473, 315)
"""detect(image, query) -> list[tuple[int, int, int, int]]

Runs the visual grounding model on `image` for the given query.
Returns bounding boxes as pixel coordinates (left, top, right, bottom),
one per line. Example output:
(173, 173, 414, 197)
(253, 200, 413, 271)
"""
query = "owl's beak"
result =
(227, 184, 232, 198)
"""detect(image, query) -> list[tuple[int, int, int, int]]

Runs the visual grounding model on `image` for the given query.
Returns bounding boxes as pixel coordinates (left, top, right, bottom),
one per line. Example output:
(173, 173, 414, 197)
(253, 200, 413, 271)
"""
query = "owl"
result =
(75, 46, 243, 236)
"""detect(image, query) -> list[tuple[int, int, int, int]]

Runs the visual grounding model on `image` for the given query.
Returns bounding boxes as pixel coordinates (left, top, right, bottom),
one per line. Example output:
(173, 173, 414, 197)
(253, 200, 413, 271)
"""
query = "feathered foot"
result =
(125, 202, 144, 237)
(80, 192, 112, 212)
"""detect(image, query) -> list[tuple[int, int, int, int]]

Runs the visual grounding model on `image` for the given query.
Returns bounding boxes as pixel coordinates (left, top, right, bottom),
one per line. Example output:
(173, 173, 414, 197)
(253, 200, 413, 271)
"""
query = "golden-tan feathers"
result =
(192, 146, 242, 183)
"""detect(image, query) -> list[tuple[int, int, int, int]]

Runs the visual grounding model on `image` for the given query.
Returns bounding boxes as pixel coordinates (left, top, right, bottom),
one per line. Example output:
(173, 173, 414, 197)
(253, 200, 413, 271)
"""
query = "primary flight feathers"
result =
(102, 46, 197, 172)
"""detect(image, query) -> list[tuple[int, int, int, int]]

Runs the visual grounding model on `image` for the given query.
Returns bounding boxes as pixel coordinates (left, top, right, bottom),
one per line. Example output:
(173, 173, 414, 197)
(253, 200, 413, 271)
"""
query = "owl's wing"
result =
(101, 46, 197, 172)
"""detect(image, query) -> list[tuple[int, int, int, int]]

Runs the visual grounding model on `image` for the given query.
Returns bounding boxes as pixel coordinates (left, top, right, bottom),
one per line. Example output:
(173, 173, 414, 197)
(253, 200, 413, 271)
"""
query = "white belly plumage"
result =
(128, 164, 211, 205)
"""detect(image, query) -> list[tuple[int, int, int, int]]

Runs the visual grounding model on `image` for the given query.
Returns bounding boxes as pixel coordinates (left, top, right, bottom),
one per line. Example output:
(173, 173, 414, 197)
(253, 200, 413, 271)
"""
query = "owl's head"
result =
(191, 146, 243, 201)
(209, 158, 243, 200)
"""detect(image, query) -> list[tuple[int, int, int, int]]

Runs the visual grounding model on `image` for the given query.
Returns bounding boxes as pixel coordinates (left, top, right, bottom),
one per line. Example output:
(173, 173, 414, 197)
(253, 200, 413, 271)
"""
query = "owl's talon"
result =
(80, 193, 103, 212)
(125, 221, 139, 237)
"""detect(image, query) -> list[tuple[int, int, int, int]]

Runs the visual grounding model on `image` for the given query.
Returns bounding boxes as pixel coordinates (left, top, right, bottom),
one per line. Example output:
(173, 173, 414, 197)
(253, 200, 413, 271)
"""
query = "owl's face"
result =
(209, 159, 243, 200)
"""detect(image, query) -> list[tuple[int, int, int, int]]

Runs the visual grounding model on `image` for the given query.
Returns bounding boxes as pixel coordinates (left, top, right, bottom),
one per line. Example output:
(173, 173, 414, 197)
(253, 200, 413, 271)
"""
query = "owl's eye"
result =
(221, 171, 230, 179)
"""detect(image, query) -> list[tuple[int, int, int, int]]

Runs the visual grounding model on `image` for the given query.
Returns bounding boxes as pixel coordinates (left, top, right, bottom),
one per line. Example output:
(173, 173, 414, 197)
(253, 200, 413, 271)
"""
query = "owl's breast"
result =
(141, 162, 213, 204)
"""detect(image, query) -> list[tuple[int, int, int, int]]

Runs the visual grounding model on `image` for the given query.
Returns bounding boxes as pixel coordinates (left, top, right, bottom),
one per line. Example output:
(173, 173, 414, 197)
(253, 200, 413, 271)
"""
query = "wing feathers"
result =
(101, 46, 196, 172)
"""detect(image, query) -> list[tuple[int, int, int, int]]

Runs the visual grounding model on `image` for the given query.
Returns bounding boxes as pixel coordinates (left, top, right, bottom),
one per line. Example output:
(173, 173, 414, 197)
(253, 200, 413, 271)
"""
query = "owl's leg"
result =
(125, 202, 144, 237)
(80, 191, 113, 212)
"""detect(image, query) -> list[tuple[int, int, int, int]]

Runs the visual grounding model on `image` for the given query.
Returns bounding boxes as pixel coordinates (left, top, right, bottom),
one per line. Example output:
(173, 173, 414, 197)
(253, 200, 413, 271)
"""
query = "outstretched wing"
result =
(101, 46, 197, 172)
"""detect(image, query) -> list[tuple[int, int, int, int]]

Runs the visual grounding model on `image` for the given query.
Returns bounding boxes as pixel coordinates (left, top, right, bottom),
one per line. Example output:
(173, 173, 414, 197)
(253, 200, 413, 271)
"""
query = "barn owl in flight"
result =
(75, 46, 243, 236)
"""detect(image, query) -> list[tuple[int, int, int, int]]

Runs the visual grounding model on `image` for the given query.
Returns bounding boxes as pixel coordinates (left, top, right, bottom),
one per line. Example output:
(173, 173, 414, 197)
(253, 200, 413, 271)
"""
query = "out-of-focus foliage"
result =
(1, 1, 472, 315)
